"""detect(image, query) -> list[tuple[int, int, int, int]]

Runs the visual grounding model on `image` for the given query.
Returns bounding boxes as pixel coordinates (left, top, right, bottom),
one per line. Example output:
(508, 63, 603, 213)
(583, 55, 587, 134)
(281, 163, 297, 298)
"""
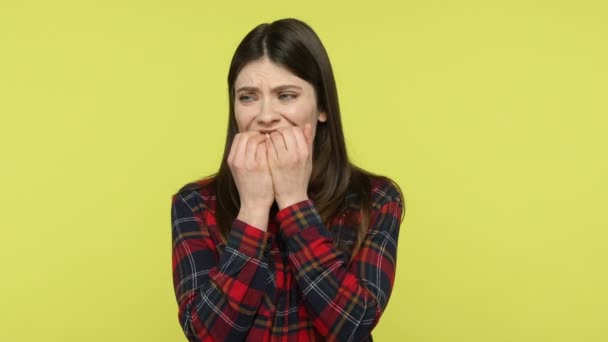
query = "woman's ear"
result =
(318, 111, 327, 122)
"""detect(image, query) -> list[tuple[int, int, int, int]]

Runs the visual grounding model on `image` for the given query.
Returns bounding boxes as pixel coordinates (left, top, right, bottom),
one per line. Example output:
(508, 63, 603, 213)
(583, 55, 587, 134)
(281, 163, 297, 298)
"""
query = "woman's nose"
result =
(256, 97, 281, 124)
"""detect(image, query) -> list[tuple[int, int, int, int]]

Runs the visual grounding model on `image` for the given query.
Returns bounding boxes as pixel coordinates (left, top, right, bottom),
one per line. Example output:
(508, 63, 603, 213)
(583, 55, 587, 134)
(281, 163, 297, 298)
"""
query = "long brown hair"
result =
(208, 18, 404, 265)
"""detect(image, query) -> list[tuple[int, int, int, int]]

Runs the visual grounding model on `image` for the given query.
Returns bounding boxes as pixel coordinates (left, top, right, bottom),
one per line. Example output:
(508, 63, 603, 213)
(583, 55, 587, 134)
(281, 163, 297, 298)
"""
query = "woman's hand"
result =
(227, 131, 274, 230)
(266, 123, 314, 210)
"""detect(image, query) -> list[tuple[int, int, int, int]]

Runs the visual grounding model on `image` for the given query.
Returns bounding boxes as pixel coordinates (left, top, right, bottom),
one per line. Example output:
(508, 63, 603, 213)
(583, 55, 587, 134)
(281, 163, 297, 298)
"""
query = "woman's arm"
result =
(171, 191, 270, 342)
(277, 182, 403, 341)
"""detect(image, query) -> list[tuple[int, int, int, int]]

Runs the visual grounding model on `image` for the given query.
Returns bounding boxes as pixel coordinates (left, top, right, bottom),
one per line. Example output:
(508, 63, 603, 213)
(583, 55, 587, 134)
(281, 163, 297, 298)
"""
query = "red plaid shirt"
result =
(171, 176, 403, 341)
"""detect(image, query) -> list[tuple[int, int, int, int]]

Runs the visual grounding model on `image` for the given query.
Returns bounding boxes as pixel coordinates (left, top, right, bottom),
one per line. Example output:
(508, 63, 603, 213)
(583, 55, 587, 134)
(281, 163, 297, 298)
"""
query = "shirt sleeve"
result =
(171, 191, 270, 342)
(277, 189, 403, 342)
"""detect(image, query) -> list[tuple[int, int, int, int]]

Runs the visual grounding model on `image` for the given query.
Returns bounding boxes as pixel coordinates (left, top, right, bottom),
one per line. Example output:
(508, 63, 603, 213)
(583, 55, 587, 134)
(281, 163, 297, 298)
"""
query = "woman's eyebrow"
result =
(272, 85, 302, 92)
(236, 84, 303, 93)
(235, 86, 257, 94)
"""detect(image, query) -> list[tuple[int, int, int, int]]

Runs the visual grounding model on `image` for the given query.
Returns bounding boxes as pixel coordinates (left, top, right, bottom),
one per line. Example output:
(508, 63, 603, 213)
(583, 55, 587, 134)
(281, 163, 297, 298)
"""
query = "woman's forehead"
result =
(235, 58, 309, 89)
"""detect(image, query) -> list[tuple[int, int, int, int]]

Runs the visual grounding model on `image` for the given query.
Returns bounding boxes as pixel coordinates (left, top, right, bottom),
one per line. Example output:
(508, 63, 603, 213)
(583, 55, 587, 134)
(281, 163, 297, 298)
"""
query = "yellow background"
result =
(1, 0, 607, 341)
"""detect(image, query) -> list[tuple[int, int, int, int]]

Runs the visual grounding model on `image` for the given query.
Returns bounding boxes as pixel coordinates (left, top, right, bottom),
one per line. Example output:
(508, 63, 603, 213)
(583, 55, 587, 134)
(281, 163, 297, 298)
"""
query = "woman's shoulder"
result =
(172, 175, 218, 208)
(175, 175, 216, 194)
(345, 170, 405, 221)
(348, 167, 403, 205)
(368, 175, 403, 205)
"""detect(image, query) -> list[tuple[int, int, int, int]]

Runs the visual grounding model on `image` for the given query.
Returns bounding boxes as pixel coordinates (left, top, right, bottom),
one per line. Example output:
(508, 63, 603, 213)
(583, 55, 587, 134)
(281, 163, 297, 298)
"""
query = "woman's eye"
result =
(279, 93, 297, 101)
(238, 95, 254, 102)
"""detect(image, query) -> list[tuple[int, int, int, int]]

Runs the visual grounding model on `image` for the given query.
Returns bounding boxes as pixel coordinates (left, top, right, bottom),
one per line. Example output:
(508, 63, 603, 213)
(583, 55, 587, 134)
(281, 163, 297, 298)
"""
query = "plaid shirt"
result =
(171, 176, 403, 342)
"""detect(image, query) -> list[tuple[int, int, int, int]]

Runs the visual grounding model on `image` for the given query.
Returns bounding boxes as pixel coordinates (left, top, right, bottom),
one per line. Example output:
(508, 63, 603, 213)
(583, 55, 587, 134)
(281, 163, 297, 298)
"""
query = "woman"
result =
(171, 18, 406, 341)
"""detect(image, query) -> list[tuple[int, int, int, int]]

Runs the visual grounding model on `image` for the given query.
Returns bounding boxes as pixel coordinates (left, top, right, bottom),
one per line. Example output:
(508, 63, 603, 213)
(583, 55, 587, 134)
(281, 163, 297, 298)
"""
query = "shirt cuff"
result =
(276, 199, 324, 239)
(229, 219, 269, 260)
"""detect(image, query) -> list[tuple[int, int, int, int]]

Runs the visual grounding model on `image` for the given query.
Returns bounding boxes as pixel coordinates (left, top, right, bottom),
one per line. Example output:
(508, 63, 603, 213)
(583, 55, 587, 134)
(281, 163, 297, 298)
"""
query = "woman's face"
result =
(233, 57, 327, 139)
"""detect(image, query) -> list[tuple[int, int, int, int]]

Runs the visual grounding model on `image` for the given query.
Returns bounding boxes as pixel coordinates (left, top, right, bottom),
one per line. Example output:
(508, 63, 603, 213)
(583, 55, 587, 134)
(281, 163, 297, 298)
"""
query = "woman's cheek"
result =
(235, 108, 255, 131)
(283, 104, 308, 124)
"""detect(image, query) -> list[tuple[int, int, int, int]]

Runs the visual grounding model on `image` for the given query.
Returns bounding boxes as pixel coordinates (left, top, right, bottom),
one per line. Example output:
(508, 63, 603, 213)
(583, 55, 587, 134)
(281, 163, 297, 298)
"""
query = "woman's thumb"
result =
(304, 123, 313, 147)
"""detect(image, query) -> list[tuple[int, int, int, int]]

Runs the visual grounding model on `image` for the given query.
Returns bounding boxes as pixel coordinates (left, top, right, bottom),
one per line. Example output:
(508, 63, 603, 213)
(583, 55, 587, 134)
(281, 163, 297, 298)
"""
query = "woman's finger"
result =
(269, 130, 287, 158)
(245, 133, 265, 166)
(266, 134, 278, 165)
(303, 123, 313, 149)
(235, 132, 251, 163)
(227, 133, 241, 165)
(256, 141, 267, 165)
(292, 125, 310, 161)
(280, 127, 299, 159)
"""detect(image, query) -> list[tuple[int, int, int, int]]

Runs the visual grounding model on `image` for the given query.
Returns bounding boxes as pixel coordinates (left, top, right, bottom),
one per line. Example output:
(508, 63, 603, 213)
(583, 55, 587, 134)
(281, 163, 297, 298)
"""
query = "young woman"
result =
(171, 18, 406, 342)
